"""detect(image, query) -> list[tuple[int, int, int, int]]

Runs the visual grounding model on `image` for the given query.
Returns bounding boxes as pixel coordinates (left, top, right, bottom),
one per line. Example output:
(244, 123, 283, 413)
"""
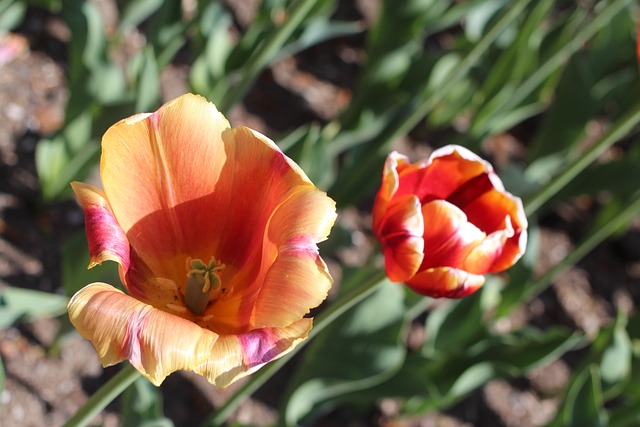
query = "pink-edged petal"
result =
(250, 186, 335, 328)
(375, 194, 424, 282)
(68, 282, 219, 386)
(420, 200, 486, 270)
(194, 318, 312, 387)
(71, 182, 130, 270)
(70, 182, 182, 309)
(406, 267, 485, 298)
(211, 126, 315, 267)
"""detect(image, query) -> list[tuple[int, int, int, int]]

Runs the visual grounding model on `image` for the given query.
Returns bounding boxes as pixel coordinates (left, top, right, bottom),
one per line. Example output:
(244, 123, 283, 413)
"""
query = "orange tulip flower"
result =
(68, 94, 336, 387)
(373, 146, 527, 298)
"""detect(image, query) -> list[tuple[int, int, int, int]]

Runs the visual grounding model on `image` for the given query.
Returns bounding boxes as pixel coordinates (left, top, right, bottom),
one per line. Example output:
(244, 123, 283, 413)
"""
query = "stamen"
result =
(184, 257, 225, 315)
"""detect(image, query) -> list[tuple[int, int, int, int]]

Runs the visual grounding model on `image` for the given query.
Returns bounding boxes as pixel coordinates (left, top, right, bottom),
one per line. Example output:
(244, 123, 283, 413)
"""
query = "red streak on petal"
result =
(281, 235, 319, 257)
(84, 204, 130, 270)
(239, 328, 289, 367)
(123, 306, 150, 368)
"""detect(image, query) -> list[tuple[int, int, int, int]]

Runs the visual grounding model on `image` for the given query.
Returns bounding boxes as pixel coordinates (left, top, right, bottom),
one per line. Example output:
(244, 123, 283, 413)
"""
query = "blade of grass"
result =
(62, 364, 140, 427)
(330, 0, 533, 204)
(525, 193, 640, 305)
(384, 0, 533, 146)
(219, 0, 321, 112)
(524, 101, 640, 216)
(472, 0, 634, 137)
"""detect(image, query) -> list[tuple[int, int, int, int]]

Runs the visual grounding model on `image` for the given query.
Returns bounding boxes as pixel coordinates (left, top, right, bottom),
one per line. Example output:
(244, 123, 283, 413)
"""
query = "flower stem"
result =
(62, 364, 140, 427)
(200, 269, 388, 427)
(524, 193, 640, 303)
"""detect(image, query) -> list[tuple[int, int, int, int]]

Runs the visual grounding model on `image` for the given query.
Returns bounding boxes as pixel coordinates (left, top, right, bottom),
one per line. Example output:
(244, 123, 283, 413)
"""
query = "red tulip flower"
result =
(68, 94, 336, 387)
(373, 146, 527, 298)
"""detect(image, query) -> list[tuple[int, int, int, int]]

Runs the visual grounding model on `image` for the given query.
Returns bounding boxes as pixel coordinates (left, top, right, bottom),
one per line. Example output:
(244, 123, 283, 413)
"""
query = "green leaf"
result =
(135, 47, 161, 112)
(78, 2, 109, 71)
(528, 55, 597, 161)
(562, 365, 609, 427)
(600, 312, 632, 386)
(283, 281, 408, 425)
(35, 133, 100, 201)
(423, 290, 486, 356)
(35, 105, 99, 201)
(119, 0, 165, 29)
(552, 159, 640, 203)
(61, 231, 121, 296)
(285, 125, 336, 190)
(487, 327, 585, 373)
(464, 0, 511, 45)
(0, 287, 68, 327)
(0, 0, 25, 31)
(122, 377, 173, 427)
(277, 19, 363, 60)
(200, 2, 233, 79)
(337, 325, 580, 415)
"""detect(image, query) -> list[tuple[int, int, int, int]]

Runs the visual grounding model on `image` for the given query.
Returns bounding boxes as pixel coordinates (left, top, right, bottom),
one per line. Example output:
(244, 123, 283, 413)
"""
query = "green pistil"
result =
(185, 257, 225, 315)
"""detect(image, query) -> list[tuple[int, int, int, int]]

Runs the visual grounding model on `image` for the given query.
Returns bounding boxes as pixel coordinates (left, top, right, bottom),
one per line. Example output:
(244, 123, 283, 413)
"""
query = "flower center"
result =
(184, 257, 226, 315)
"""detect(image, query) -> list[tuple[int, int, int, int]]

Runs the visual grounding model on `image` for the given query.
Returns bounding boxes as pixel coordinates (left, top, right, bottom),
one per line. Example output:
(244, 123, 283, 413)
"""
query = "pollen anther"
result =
(184, 257, 225, 315)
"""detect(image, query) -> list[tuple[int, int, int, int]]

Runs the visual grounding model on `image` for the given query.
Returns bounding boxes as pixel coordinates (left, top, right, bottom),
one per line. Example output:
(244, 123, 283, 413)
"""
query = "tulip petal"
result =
(395, 146, 488, 203)
(100, 94, 231, 279)
(406, 267, 485, 298)
(420, 200, 486, 270)
(373, 152, 411, 229)
(458, 183, 528, 272)
(68, 283, 219, 386)
(375, 194, 424, 282)
(191, 129, 334, 333)
(463, 226, 511, 274)
(70, 182, 183, 308)
(213, 126, 315, 266)
(194, 318, 312, 387)
(251, 186, 335, 328)
(71, 182, 130, 270)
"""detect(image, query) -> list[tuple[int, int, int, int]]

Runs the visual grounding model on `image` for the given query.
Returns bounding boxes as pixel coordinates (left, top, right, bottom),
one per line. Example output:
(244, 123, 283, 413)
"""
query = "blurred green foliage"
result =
(2, 0, 640, 425)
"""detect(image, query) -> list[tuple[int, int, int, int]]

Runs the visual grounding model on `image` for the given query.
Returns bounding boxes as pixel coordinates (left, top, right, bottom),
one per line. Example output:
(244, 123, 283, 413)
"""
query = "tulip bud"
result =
(373, 146, 527, 298)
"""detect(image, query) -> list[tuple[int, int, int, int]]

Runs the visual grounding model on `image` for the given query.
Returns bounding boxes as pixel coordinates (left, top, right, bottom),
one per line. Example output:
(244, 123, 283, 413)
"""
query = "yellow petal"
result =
(194, 318, 312, 387)
(68, 283, 219, 386)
